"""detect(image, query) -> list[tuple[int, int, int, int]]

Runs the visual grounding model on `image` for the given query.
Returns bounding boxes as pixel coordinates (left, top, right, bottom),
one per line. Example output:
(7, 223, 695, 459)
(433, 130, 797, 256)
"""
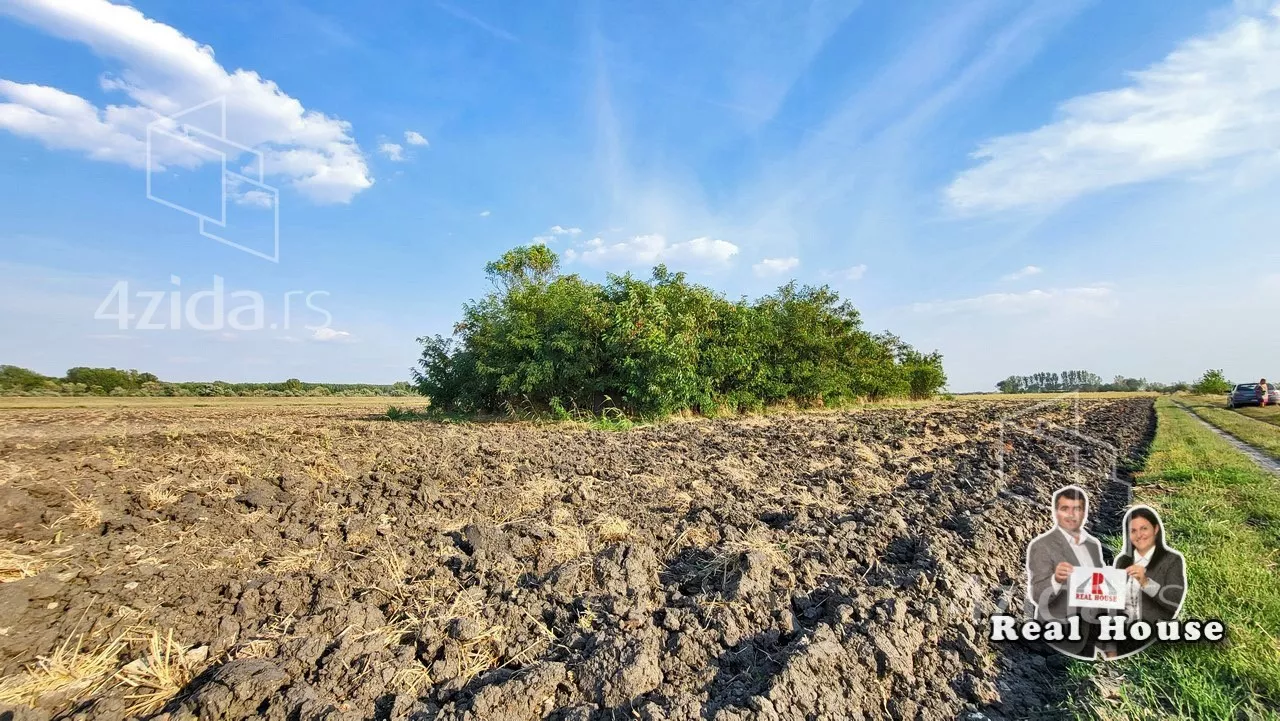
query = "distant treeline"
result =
(995, 370, 1192, 394)
(413, 246, 948, 418)
(0, 365, 410, 397)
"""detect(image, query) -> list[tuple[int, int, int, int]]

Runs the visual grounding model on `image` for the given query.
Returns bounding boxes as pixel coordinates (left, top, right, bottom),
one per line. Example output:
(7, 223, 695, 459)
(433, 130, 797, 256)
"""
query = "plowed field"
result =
(0, 399, 1155, 720)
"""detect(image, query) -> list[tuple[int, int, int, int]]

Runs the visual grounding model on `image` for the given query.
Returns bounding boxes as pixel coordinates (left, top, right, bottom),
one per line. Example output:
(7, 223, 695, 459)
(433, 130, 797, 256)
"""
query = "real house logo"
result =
(1074, 571, 1118, 605)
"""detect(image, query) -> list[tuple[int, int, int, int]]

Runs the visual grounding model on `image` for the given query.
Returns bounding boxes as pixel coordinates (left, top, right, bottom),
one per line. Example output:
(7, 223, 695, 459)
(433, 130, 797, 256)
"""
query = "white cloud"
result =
(947, 3, 1280, 213)
(311, 327, 351, 342)
(235, 189, 274, 209)
(910, 285, 1115, 316)
(223, 176, 276, 208)
(533, 225, 581, 244)
(378, 142, 404, 162)
(479, 209, 491, 217)
(565, 234, 739, 268)
(1001, 265, 1043, 281)
(753, 257, 800, 277)
(0, 0, 372, 204)
(404, 130, 429, 146)
(825, 264, 867, 281)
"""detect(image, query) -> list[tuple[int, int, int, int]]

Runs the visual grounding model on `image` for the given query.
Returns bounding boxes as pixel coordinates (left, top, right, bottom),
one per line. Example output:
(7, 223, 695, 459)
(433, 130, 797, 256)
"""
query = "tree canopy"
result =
(413, 247, 947, 417)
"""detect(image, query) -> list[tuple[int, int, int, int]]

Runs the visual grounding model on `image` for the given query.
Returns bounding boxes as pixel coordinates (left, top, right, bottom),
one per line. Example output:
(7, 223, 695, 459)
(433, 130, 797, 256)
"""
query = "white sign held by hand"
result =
(1068, 567, 1128, 610)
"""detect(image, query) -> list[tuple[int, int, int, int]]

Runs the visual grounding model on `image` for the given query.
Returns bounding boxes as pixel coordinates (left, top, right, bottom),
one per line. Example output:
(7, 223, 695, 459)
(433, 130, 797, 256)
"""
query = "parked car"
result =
(1227, 383, 1280, 408)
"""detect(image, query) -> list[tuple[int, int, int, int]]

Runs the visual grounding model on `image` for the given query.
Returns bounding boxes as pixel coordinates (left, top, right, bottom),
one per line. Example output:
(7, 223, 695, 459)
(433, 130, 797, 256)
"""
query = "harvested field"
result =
(0, 399, 1155, 720)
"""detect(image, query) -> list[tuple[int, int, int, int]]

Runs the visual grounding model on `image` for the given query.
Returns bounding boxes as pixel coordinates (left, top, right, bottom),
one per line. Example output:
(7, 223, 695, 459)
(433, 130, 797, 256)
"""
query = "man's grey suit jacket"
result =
(1025, 527, 1104, 658)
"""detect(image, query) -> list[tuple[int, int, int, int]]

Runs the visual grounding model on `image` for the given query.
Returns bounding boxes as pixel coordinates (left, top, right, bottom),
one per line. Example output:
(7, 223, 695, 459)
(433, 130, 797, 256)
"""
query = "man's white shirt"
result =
(1050, 526, 1097, 595)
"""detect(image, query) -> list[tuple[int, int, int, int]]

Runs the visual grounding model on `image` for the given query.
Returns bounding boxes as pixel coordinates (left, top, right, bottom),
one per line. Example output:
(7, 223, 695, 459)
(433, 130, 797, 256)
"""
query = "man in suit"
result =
(1025, 485, 1105, 659)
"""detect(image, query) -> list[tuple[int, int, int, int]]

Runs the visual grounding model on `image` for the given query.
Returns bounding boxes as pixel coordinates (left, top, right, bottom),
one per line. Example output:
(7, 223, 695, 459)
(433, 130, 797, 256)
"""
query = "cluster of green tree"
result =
(412, 246, 947, 418)
(993, 369, 1252, 395)
(994, 371, 1181, 394)
(0, 365, 410, 397)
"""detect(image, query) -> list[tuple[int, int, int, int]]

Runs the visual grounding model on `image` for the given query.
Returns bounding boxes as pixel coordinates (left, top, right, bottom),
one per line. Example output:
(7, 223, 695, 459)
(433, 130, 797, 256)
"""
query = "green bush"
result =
(413, 247, 947, 418)
(0, 365, 55, 391)
(1192, 368, 1232, 395)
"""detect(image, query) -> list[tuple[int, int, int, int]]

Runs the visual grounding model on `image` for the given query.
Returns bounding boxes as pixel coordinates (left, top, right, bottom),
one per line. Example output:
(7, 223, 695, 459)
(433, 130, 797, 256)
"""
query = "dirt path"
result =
(1171, 402, 1280, 475)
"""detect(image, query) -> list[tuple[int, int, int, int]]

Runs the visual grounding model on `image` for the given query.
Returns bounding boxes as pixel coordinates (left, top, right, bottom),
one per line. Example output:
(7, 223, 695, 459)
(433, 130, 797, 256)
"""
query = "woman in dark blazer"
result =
(1111, 505, 1187, 658)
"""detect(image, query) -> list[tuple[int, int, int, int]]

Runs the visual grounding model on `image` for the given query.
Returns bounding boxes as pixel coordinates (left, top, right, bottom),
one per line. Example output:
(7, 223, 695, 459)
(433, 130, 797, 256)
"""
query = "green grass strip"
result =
(1088, 398, 1280, 720)
(1176, 395, 1280, 462)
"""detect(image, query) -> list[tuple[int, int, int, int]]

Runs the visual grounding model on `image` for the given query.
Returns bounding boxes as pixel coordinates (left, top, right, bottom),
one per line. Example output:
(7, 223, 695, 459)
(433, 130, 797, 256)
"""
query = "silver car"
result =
(1227, 383, 1280, 408)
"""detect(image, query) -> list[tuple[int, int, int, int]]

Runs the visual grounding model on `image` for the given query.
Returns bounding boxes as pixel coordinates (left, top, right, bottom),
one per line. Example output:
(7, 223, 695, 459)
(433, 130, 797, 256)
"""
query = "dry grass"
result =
(696, 526, 790, 587)
(114, 629, 203, 717)
(103, 446, 133, 470)
(266, 544, 326, 573)
(140, 477, 182, 508)
(194, 537, 257, 572)
(390, 663, 433, 695)
(536, 507, 590, 562)
(0, 547, 46, 582)
(423, 585, 511, 684)
(53, 487, 103, 530)
(354, 617, 417, 650)
(0, 634, 126, 708)
(453, 625, 507, 682)
(590, 513, 632, 543)
(371, 540, 409, 584)
(514, 474, 563, 515)
(231, 638, 278, 660)
(352, 547, 515, 684)
(230, 612, 299, 662)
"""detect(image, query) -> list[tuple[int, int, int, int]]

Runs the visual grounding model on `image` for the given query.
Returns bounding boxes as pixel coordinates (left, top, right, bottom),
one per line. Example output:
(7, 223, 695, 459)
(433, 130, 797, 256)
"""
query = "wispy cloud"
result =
(312, 327, 351, 342)
(575, 0, 1086, 278)
(0, 0, 373, 203)
(565, 234, 739, 269)
(378, 142, 404, 162)
(910, 285, 1115, 316)
(479, 209, 491, 217)
(1001, 265, 1042, 281)
(823, 264, 867, 282)
(753, 257, 800, 277)
(404, 130, 429, 146)
(224, 176, 276, 208)
(531, 225, 580, 244)
(947, 3, 1280, 213)
(434, 1, 517, 42)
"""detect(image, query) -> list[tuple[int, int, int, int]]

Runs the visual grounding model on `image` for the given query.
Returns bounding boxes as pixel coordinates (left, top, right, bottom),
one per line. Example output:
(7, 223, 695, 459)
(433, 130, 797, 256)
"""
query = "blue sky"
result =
(2, 0, 1278, 391)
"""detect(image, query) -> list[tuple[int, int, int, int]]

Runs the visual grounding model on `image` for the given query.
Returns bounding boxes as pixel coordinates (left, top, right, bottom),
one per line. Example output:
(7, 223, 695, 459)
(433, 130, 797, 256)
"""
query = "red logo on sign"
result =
(1091, 572, 1104, 596)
